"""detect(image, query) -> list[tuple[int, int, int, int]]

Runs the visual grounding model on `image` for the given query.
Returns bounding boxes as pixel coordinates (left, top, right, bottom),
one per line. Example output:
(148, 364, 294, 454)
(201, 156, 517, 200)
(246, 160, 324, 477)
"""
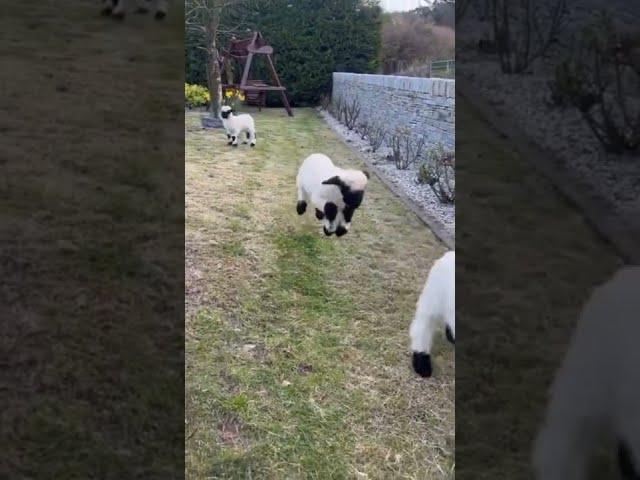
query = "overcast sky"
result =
(380, 0, 426, 12)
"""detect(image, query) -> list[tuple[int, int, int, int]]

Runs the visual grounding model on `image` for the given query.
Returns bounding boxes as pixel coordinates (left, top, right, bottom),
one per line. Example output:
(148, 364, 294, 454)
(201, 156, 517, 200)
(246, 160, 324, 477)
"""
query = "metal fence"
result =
(430, 59, 455, 78)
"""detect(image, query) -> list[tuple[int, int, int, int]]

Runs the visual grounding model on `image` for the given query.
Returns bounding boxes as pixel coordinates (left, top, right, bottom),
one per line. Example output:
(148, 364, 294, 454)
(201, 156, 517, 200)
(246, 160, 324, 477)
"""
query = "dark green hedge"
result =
(185, 0, 382, 107)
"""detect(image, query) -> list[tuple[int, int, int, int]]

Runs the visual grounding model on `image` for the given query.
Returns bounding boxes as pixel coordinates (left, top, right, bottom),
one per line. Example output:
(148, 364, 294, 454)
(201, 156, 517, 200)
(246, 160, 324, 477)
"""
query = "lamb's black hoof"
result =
(323, 226, 334, 236)
(335, 226, 347, 237)
(155, 10, 167, 20)
(232, 144, 238, 148)
(618, 441, 639, 479)
(412, 352, 432, 377)
(446, 325, 455, 345)
(112, 11, 125, 20)
(315, 208, 324, 220)
(101, 7, 113, 16)
(227, 141, 233, 145)
(250, 143, 256, 147)
(296, 201, 307, 215)
(135, 7, 150, 14)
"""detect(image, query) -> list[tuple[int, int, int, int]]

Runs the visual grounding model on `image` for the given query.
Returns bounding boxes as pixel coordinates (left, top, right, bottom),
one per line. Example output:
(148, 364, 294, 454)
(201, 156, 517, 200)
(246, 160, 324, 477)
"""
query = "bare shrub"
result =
(343, 98, 362, 130)
(456, 0, 473, 22)
(491, 0, 568, 73)
(388, 128, 428, 170)
(329, 95, 345, 122)
(417, 143, 455, 204)
(319, 93, 331, 110)
(548, 13, 640, 153)
(357, 121, 370, 140)
(368, 121, 387, 152)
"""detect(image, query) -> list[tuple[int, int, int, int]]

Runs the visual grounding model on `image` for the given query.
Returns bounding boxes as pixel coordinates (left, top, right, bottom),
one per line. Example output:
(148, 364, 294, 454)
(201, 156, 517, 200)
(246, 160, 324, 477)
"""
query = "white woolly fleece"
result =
(296, 153, 368, 235)
(533, 266, 640, 480)
(409, 250, 455, 355)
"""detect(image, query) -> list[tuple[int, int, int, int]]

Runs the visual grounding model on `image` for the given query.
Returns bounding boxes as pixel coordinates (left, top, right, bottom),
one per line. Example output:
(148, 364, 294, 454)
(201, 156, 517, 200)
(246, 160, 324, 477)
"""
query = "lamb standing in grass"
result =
(296, 153, 369, 237)
(101, 0, 168, 19)
(532, 266, 640, 480)
(220, 105, 256, 148)
(409, 251, 455, 378)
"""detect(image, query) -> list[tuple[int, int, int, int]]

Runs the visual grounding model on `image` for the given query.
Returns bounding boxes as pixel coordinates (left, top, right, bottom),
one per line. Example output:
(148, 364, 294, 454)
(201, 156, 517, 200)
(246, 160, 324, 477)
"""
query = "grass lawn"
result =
(2, 1, 184, 476)
(185, 108, 455, 479)
(456, 96, 623, 479)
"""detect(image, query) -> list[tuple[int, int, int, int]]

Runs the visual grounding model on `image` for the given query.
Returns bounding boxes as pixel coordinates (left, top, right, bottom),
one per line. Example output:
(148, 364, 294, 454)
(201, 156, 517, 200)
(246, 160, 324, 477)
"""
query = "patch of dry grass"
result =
(186, 108, 454, 478)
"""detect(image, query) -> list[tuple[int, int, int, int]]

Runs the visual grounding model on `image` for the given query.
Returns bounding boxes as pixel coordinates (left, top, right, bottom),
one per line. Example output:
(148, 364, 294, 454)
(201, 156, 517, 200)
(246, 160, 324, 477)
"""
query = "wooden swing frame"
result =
(220, 31, 293, 116)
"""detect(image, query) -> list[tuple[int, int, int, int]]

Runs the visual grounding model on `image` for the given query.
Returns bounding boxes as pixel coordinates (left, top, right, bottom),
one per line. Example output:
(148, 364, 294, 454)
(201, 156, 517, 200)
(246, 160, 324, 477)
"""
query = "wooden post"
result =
(266, 54, 293, 116)
(240, 52, 253, 87)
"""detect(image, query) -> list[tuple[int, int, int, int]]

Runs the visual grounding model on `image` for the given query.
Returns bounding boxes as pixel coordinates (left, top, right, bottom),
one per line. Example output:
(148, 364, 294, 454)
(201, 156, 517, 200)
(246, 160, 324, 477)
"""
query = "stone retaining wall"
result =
(331, 72, 454, 150)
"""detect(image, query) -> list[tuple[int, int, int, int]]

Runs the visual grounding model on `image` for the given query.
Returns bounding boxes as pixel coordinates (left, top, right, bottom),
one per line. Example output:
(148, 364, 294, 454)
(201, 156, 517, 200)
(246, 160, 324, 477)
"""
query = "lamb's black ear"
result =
(363, 170, 370, 179)
(322, 176, 345, 188)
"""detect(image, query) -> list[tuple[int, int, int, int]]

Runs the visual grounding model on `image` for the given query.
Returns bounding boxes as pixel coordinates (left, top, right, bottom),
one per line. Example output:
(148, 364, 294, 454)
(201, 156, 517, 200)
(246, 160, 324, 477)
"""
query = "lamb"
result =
(532, 266, 640, 480)
(219, 106, 256, 148)
(295, 153, 369, 237)
(409, 250, 455, 378)
(101, 0, 168, 19)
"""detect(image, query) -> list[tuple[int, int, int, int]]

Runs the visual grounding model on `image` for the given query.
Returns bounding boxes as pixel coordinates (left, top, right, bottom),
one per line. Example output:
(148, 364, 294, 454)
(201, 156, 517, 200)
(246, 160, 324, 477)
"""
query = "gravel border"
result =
(457, 6, 640, 261)
(317, 108, 455, 249)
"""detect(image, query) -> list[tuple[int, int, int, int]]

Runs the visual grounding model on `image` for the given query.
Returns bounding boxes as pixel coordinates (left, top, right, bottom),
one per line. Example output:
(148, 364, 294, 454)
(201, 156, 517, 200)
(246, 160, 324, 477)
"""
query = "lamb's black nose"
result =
(335, 226, 347, 237)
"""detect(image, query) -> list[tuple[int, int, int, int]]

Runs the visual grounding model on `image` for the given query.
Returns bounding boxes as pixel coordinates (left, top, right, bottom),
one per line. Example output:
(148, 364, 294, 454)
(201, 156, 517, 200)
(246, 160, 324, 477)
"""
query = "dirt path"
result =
(185, 108, 454, 479)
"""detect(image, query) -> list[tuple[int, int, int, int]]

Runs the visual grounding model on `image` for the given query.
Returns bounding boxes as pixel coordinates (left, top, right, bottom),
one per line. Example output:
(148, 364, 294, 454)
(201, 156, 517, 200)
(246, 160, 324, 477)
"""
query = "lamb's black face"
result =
(343, 189, 364, 210)
(220, 109, 232, 119)
(320, 176, 367, 237)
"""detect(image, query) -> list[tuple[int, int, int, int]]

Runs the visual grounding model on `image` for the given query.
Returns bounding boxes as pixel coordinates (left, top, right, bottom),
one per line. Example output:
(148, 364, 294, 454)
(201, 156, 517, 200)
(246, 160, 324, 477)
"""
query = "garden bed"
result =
(457, 4, 640, 237)
(318, 108, 455, 247)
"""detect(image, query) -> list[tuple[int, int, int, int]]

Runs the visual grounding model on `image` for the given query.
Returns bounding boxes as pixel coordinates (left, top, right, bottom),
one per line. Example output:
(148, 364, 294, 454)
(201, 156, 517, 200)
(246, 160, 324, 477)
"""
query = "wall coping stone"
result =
(333, 72, 454, 98)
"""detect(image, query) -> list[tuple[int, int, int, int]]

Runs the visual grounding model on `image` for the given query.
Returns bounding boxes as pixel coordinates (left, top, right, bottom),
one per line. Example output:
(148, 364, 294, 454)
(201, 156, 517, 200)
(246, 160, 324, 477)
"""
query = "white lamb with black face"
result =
(296, 153, 369, 237)
(220, 106, 256, 148)
(532, 266, 640, 480)
(101, 0, 168, 20)
(409, 250, 455, 378)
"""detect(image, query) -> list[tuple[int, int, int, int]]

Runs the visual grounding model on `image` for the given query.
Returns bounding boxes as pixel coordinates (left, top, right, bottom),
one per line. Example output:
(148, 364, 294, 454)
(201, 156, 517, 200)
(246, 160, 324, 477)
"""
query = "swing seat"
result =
(241, 85, 286, 92)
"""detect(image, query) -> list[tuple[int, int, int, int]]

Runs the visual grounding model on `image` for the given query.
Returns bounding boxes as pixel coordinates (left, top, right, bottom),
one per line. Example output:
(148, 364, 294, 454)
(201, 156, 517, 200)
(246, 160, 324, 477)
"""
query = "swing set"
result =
(219, 31, 293, 117)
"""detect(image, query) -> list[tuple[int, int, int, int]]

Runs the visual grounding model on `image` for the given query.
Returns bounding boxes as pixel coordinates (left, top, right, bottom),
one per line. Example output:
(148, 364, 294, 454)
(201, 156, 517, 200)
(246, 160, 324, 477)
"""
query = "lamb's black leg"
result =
(412, 352, 432, 377)
(110, 0, 125, 19)
(445, 325, 455, 345)
(135, 0, 152, 13)
(619, 441, 639, 479)
(101, 2, 113, 16)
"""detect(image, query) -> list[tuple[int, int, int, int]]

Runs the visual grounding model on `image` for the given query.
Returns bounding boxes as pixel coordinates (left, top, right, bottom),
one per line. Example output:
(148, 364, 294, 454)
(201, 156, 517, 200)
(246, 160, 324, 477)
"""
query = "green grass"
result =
(186, 108, 454, 479)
